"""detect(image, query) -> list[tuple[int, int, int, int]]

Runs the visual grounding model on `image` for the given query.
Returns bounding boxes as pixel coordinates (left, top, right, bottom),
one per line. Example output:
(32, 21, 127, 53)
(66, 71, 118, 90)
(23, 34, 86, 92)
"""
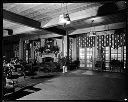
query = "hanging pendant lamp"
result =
(59, 3, 71, 25)
(89, 20, 96, 36)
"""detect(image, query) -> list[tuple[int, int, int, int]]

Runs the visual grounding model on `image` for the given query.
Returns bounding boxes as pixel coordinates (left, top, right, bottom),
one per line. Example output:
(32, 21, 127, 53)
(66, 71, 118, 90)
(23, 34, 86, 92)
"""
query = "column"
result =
(63, 30, 69, 68)
(72, 38, 77, 61)
(63, 36, 67, 57)
(31, 42, 35, 59)
(93, 36, 97, 70)
(19, 39, 23, 59)
(62, 37, 64, 57)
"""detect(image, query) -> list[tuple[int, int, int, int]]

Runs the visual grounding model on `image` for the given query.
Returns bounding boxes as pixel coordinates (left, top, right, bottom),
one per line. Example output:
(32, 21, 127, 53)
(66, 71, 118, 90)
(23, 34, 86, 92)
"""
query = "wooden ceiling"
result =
(3, 3, 102, 36)
(3, 1, 126, 37)
(3, 3, 95, 22)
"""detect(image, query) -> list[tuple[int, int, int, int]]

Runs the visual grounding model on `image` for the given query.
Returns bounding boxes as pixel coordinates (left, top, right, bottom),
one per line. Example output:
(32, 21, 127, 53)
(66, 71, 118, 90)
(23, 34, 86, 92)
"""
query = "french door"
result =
(102, 46, 126, 72)
(79, 47, 94, 70)
(76, 29, 126, 72)
(86, 47, 93, 70)
(79, 48, 85, 68)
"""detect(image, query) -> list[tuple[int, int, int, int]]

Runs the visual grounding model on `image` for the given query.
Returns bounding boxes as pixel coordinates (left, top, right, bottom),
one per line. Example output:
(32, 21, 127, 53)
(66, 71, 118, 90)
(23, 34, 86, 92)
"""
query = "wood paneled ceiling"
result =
(3, 3, 94, 22)
(3, 3, 102, 36)
(3, 2, 126, 37)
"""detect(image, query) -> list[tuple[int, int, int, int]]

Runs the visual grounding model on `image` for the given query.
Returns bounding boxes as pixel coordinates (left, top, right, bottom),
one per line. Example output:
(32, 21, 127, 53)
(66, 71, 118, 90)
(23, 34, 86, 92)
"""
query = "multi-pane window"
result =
(87, 48, 93, 68)
(124, 46, 126, 60)
(23, 40, 29, 62)
(117, 47, 122, 61)
(79, 48, 85, 67)
(111, 48, 118, 60)
(76, 29, 126, 72)
(104, 47, 110, 69)
(124, 46, 126, 69)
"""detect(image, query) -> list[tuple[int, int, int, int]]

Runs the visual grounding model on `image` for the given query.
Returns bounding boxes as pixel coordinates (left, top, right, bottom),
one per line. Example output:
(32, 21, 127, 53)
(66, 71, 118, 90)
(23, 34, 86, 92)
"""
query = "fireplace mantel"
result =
(41, 53, 55, 59)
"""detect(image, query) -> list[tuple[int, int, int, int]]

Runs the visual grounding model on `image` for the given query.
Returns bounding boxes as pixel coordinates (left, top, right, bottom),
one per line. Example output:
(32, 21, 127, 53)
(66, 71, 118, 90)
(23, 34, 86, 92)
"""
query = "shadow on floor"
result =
(3, 86, 41, 101)
(3, 74, 61, 101)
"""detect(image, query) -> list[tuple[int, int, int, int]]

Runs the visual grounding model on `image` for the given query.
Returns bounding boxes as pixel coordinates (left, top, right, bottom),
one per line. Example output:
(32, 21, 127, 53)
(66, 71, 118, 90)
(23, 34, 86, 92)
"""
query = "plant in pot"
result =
(110, 59, 124, 72)
(60, 56, 68, 73)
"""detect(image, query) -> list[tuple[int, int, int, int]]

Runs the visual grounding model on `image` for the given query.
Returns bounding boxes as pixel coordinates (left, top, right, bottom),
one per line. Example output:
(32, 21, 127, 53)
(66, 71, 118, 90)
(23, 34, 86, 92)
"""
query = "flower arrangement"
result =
(36, 38, 60, 54)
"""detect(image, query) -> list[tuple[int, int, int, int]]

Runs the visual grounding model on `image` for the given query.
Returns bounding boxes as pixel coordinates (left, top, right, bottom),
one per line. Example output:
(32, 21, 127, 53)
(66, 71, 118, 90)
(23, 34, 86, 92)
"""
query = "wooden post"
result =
(66, 30, 69, 70)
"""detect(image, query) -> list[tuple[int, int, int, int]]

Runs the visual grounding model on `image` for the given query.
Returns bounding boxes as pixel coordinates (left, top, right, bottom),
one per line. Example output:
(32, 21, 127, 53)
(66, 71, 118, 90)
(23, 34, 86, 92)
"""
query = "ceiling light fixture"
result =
(59, 3, 71, 26)
(88, 20, 96, 36)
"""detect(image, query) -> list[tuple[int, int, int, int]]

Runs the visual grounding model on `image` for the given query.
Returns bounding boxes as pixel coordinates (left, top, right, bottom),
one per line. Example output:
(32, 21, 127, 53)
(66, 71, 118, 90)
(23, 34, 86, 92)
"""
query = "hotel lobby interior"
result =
(2, 1, 128, 100)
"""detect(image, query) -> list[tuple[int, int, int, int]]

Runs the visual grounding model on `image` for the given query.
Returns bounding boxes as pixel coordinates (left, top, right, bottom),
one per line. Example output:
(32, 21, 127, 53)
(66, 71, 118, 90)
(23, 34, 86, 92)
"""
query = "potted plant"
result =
(60, 56, 68, 73)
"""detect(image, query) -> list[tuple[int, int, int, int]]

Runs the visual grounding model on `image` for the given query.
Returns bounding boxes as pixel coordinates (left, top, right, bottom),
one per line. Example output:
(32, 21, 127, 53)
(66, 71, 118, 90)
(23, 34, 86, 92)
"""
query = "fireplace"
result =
(42, 57, 54, 63)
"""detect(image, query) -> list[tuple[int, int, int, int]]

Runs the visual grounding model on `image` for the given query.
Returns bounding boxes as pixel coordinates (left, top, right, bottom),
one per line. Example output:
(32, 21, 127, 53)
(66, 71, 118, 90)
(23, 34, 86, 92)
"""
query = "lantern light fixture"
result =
(59, 3, 71, 25)
(88, 20, 96, 36)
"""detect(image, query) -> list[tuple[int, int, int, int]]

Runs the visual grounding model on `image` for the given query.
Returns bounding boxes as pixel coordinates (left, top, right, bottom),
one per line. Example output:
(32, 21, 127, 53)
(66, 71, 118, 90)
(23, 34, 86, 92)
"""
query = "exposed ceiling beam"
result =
(3, 9, 41, 28)
(3, 29, 13, 35)
(42, 6, 99, 28)
(42, 2, 126, 29)
(3, 9, 66, 35)
(44, 26, 66, 35)
(70, 22, 125, 35)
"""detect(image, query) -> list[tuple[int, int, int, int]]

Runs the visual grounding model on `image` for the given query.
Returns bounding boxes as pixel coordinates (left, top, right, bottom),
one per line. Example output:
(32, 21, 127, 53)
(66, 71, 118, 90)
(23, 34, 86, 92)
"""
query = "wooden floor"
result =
(3, 69, 127, 100)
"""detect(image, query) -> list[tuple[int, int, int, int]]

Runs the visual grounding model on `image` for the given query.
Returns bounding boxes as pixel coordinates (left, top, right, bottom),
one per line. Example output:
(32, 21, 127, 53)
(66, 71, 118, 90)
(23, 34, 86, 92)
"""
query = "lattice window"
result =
(106, 34, 109, 46)
(123, 33, 126, 46)
(111, 34, 114, 48)
(92, 36, 95, 47)
(97, 35, 99, 47)
(101, 35, 104, 47)
(114, 34, 118, 49)
(76, 35, 79, 48)
(34, 41, 40, 51)
(13, 44, 19, 58)
(82, 34, 85, 48)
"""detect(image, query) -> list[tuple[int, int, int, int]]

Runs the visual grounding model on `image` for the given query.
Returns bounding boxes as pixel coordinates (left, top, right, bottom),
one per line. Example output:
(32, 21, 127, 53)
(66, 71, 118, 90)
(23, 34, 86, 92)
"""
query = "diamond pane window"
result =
(109, 34, 112, 46)
(124, 54, 126, 60)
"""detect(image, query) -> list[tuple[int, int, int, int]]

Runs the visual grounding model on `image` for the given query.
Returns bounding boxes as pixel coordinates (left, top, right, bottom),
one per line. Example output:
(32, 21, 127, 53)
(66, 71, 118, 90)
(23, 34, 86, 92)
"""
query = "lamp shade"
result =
(89, 32, 96, 36)
(59, 13, 71, 25)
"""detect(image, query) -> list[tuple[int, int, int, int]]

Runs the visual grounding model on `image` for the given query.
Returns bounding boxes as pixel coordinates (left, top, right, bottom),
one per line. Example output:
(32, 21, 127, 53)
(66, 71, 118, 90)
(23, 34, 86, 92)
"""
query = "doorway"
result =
(79, 48, 85, 68)
(79, 47, 95, 70)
